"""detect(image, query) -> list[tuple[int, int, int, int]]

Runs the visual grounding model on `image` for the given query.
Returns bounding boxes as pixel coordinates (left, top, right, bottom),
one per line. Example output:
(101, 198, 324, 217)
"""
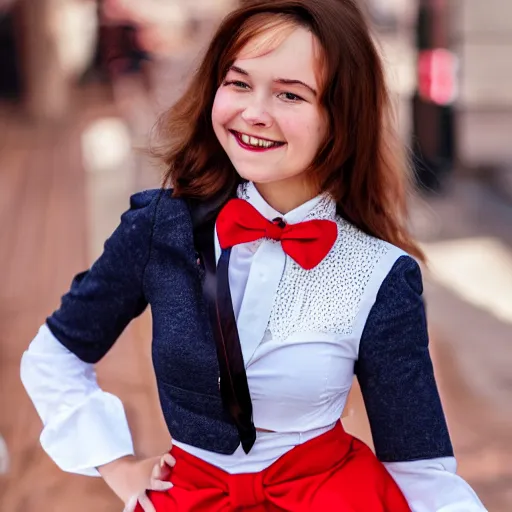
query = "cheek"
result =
(212, 89, 237, 128)
(279, 111, 326, 151)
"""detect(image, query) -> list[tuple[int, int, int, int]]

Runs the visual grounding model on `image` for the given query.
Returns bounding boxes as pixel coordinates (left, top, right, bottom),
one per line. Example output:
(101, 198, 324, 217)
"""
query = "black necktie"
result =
(189, 196, 257, 453)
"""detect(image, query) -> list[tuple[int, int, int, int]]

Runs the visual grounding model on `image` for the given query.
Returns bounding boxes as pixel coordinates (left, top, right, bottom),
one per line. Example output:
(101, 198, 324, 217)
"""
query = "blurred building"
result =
(452, 0, 512, 174)
(367, 0, 512, 194)
(0, 0, 99, 119)
(0, 0, 235, 121)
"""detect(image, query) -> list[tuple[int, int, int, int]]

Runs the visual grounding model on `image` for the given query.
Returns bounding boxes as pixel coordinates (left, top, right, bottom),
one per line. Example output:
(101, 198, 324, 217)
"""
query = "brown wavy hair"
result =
(154, 0, 424, 261)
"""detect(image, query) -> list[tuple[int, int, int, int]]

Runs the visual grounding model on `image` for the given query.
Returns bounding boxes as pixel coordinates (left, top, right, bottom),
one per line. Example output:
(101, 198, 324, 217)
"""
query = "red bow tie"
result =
(216, 199, 337, 270)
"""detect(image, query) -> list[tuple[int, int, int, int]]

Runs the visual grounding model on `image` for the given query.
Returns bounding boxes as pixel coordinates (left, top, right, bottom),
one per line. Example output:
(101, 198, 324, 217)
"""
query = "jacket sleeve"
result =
(356, 255, 452, 462)
(356, 255, 487, 511)
(46, 189, 162, 363)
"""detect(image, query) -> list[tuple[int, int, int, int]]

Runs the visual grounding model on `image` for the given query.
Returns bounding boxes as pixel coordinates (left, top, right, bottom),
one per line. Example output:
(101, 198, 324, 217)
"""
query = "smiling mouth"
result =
(229, 130, 286, 151)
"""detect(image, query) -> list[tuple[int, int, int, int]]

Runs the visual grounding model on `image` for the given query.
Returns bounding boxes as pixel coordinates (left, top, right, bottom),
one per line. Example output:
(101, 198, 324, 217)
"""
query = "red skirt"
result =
(137, 422, 411, 511)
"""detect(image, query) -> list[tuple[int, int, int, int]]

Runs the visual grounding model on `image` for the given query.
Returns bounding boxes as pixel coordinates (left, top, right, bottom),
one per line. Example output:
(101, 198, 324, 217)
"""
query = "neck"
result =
(254, 178, 318, 215)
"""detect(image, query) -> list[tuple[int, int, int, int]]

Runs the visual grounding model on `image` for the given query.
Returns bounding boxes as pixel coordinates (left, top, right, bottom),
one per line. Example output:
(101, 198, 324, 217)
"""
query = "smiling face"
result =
(211, 25, 327, 198)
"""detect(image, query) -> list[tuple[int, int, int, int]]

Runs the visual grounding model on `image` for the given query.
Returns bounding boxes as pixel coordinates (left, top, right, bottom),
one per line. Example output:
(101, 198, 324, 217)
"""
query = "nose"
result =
(241, 99, 273, 128)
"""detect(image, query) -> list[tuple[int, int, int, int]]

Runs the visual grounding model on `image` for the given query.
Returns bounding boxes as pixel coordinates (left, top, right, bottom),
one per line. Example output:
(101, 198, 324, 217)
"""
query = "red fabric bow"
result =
(216, 199, 338, 270)
(138, 423, 412, 511)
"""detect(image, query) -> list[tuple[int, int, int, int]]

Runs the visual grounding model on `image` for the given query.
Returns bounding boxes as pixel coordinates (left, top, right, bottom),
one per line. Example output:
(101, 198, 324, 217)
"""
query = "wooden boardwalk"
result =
(0, 86, 168, 512)
(0, 76, 510, 511)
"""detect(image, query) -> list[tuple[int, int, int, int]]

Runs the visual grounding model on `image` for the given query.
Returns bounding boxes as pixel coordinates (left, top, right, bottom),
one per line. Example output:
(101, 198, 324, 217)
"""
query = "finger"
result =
(151, 462, 169, 481)
(151, 461, 161, 480)
(138, 492, 157, 512)
(123, 496, 138, 512)
(151, 454, 175, 481)
(161, 453, 176, 468)
(149, 478, 173, 491)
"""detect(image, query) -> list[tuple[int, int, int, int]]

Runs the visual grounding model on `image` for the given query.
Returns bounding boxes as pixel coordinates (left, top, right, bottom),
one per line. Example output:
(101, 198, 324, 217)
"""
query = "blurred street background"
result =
(0, 0, 511, 511)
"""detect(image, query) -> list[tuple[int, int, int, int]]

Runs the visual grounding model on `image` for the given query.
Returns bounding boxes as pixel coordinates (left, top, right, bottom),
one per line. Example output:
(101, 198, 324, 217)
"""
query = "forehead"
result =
(234, 26, 322, 87)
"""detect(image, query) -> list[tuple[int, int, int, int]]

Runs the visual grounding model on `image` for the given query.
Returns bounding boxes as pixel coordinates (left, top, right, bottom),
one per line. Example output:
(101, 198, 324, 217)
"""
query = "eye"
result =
(277, 92, 304, 102)
(223, 80, 250, 90)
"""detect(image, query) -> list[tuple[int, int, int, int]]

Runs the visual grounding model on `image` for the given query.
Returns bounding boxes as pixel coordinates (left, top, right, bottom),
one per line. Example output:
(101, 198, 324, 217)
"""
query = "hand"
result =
(98, 450, 176, 512)
(122, 452, 176, 512)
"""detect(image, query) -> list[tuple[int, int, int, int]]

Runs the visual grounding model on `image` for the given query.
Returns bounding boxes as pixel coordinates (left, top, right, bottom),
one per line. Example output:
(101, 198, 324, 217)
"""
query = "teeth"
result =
(239, 132, 278, 148)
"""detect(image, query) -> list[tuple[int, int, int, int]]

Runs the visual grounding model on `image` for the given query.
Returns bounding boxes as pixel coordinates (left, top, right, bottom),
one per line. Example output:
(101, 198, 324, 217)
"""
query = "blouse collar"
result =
(236, 182, 336, 224)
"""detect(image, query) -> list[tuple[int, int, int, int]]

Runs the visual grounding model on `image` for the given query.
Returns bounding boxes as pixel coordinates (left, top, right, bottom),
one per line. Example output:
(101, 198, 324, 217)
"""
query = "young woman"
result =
(21, 1, 487, 511)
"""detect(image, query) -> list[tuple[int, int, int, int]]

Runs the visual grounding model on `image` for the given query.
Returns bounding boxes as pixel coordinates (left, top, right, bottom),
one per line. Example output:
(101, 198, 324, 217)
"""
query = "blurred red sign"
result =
(418, 49, 458, 105)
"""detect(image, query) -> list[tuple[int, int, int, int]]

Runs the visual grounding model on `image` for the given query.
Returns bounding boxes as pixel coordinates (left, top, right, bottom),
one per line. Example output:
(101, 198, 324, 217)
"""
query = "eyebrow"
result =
(229, 65, 318, 96)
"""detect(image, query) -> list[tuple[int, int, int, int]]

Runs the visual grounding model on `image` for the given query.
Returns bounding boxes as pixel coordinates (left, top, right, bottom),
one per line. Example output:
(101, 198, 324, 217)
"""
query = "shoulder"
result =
(335, 215, 405, 256)
(333, 215, 413, 285)
(380, 253, 423, 296)
(120, 189, 162, 229)
(123, 188, 190, 230)
(335, 217, 422, 338)
(128, 188, 188, 216)
(103, 189, 191, 259)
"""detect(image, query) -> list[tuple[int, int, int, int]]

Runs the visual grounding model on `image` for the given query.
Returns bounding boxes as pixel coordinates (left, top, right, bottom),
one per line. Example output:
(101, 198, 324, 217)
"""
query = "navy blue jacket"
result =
(46, 189, 453, 461)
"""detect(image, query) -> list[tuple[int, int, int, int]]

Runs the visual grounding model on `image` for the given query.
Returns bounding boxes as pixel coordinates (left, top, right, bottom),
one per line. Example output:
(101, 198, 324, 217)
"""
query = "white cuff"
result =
(40, 389, 134, 477)
(384, 457, 487, 512)
(21, 324, 135, 476)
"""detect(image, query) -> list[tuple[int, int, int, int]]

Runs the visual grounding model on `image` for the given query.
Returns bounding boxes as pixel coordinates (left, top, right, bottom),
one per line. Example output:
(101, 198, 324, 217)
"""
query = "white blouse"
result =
(20, 183, 487, 511)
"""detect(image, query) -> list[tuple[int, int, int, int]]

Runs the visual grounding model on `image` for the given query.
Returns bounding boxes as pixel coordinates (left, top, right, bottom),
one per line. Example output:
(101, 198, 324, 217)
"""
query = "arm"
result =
(355, 256, 487, 512)
(21, 324, 174, 506)
(20, 190, 162, 476)
(45, 189, 161, 364)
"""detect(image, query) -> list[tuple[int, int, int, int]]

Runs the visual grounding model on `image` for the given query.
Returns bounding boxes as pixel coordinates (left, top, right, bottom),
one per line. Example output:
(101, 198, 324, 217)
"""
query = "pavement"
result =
(413, 177, 512, 511)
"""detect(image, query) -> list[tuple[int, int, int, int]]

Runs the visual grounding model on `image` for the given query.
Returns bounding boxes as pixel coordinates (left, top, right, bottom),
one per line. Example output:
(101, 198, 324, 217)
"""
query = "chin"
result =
(233, 166, 280, 184)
